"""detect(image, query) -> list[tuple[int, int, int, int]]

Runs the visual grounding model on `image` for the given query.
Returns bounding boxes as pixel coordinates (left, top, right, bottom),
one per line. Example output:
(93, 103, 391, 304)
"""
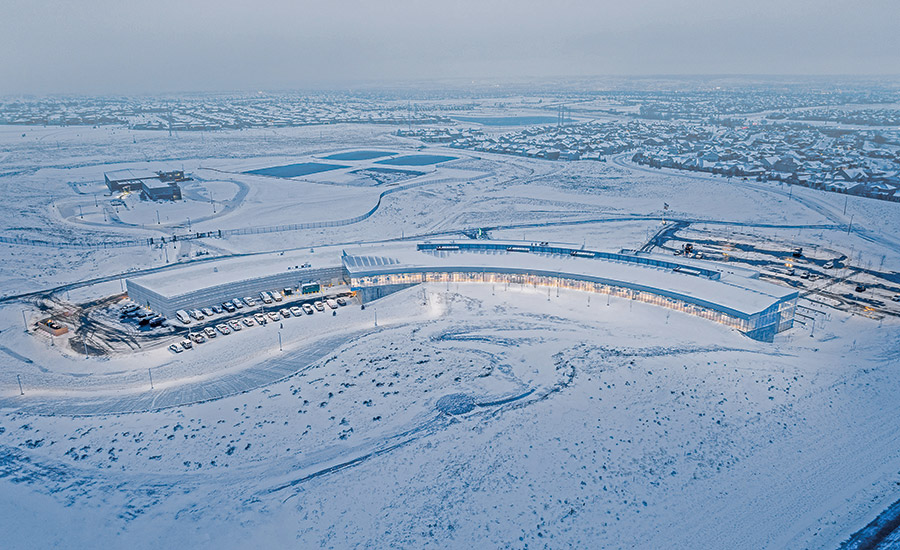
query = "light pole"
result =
(847, 215, 854, 235)
(17, 374, 24, 396)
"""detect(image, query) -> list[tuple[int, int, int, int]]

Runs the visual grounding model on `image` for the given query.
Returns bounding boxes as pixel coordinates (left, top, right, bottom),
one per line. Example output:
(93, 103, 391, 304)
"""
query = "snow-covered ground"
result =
(1, 122, 899, 549)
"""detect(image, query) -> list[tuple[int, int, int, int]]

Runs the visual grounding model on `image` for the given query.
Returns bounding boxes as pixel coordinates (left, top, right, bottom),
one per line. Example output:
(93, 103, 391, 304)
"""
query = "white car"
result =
(336, 297, 347, 306)
(259, 292, 273, 304)
(267, 311, 280, 322)
(169, 343, 183, 353)
(326, 299, 338, 309)
(243, 297, 256, 307)
(271, 291, 283, 302)
(228, 320, 243, 331)
(314, 301, 325, 312)
(242, 317, 255, 327)
(216, 323, 231, 335)
(254, 313, 267, 325)
(204, 327, 217, 338)
(191, 333, 206, 344)
(175, 310, 192, 324)
(302, 303, 314, 315)
(290, 306, 303, 317)
(232, 299, 244, 309)
(202, 307, 215, 317)
(180, 339, 193, 350)
(189, 309, 204, 321)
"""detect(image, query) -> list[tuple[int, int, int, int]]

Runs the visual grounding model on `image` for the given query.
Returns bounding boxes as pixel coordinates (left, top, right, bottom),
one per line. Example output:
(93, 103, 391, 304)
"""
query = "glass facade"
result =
(348, 267, 797, 342)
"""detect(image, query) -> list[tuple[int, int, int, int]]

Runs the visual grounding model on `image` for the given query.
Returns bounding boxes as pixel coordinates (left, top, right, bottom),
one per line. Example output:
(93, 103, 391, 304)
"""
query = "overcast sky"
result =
(2, 0, 899, 94)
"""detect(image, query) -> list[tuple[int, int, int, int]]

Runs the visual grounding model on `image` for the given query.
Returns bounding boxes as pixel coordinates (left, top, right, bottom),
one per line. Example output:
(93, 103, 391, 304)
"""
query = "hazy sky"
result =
(2, 0, 899, 94)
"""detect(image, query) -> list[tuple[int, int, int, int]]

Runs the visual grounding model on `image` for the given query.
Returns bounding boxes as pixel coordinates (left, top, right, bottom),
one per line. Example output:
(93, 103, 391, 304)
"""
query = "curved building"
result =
(342, 241, 798, 342)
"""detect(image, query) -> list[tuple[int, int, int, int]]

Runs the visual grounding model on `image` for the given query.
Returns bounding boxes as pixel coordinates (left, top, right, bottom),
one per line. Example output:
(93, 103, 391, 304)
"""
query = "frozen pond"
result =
(245, 162, 348, 177)
(322, 150, 396, 161)
(375, 154, 457, 166)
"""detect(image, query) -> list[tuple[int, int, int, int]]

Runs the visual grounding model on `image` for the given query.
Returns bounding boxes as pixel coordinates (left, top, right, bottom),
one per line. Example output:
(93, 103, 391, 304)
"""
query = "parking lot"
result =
(32, 287, 358, 357)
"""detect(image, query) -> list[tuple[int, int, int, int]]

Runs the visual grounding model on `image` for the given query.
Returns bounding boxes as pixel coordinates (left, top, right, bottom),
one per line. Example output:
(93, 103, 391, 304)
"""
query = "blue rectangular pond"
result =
(375, 154, 457, 166)
(245, 162, 348, 178)
(322, 150, 396, 161)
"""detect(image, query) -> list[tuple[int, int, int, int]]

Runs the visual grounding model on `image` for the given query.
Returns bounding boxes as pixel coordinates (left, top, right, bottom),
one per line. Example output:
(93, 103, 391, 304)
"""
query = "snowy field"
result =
(1, 122, 899, 548)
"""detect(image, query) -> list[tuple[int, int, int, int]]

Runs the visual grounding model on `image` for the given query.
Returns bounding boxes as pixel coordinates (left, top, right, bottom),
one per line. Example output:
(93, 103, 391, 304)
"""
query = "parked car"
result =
(290, 306, 303, 317)
(336, 297, 347, 306)
(326, 299, 338, 309)
(824, 261, 834, 269)
(216, 324, 232, 335)
(243, 297, 256, 307)
(855, 284, 866, 293)
(267, 311, 281, 322)
(271, 291, 283, 302)
(242, 317, 255, 327)
(259, 292, 273, 304)
(149, 316, 165, 328)
(228, 320, 243, 331)
(180, 339, 193, 350)
(279, 308, 292, 318)
(204, 327, 217, 338)
(176, 310, 192, 324)
(892, 295, 900, 302)
(189, 309, 204, 321)
(800, 271, 809, 279)
(202, 307, 215, 317)
(232, 299, 244, 309)
(190, 333, 206, 344)
(302, 303, 314, 315)
(254, 313, 268, 325)
(314, 301, 325, 312)
(212, 305, 224, 314)
(223, 302, 236, 312)
(169, 343, 183, 353)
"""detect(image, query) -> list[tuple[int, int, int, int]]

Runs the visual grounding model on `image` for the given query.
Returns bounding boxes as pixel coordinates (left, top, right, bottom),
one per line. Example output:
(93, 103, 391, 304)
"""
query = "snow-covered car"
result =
(242, 317, 255, 327)
(290, 306, 303, 317)
(204, 327, 217, 338)
(228, 319, 242, 331)
(267, 311, 281, 322)
(180, 339, 193, 350)
(254, 313, 267, 325)
(168, 343, 183, 353)
(215, 324, 231, 335)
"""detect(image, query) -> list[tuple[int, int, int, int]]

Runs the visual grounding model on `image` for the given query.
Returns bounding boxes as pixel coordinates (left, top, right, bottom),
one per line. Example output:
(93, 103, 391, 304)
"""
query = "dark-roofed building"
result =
(104, 168, 159, 192)
(141, 180, 182, 201)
